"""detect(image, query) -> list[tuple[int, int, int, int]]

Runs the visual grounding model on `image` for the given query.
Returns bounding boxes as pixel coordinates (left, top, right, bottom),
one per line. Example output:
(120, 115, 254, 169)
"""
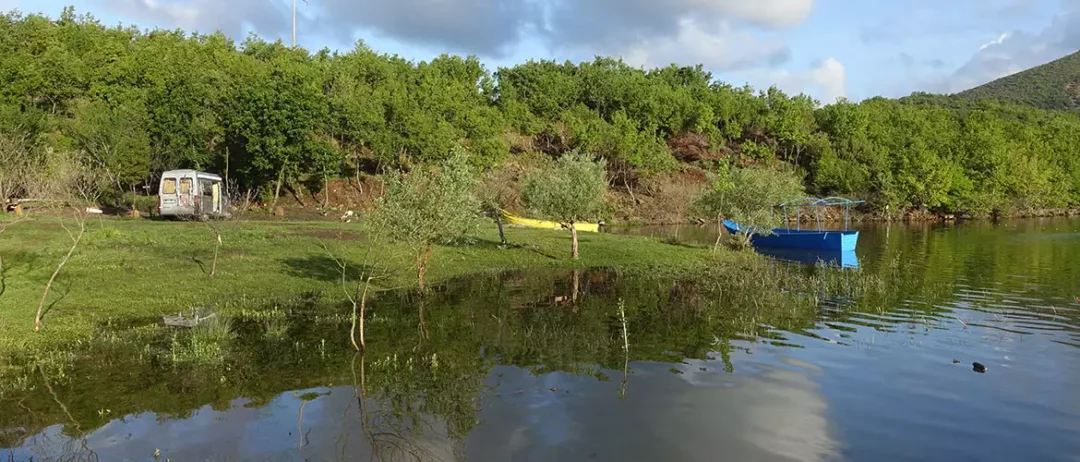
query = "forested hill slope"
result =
(955, 50, 1080, 110)
(2, 8, 1080, 219)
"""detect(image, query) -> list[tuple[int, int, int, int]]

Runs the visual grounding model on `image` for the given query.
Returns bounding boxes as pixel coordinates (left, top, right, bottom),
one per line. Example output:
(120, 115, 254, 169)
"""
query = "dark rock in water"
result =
(972, 362, 987, 373)
(952, 359, 960, 364)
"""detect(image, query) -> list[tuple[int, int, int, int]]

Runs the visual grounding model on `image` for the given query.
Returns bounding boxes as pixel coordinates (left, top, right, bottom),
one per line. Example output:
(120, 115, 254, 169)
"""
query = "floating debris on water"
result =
(972, 362, 987, 373)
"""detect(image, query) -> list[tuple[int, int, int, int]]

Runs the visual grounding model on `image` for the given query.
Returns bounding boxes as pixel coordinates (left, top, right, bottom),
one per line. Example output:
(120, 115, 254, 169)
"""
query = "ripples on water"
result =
(2, 219, 1080, 461)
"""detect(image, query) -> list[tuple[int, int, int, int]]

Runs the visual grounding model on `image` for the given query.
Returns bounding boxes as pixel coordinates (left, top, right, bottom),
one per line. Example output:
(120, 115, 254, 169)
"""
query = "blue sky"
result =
(3, 0, 1079, 103)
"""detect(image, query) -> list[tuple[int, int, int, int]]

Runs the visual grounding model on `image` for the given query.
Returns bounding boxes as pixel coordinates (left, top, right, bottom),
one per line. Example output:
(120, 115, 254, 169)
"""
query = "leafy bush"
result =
(522, 152, 608, 259)
(696, 165, 805, 247)
(368, 149, 481, 288)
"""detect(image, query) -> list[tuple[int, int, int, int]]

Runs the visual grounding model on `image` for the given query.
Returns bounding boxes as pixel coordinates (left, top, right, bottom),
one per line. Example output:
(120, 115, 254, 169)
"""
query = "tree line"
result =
(2, 8, 1079, 217)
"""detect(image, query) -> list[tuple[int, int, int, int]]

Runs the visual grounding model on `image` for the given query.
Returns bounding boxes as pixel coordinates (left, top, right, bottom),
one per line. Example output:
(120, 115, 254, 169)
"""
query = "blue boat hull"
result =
(754, 248, 860, 268)
(722, 220, 859, 252)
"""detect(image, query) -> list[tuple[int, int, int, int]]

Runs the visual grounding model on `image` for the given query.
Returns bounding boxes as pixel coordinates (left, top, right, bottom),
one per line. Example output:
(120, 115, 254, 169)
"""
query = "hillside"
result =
(3, 8, 1080, 219)
(956, 50, 1080, 110)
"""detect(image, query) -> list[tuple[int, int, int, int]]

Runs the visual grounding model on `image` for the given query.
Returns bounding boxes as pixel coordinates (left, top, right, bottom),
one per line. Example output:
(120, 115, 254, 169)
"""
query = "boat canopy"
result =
(778, 196, 865, 230)
(779, 197, 865, 208)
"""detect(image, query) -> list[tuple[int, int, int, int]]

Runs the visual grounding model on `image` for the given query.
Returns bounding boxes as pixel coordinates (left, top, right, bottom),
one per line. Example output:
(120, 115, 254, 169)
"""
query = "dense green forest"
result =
(2, 8, 1080, 217)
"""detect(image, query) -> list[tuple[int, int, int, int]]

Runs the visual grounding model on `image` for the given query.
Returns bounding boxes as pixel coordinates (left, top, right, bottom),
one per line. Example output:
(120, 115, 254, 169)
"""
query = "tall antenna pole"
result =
(291, 0, 297, 48)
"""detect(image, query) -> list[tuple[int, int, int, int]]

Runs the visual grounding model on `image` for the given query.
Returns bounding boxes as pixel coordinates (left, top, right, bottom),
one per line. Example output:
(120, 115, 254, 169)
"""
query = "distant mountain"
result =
(954, 50, 1080, 111)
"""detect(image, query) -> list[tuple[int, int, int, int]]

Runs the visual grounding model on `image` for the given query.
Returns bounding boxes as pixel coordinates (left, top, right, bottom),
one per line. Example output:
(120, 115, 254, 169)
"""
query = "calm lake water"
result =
(4, 218, 1080, 461)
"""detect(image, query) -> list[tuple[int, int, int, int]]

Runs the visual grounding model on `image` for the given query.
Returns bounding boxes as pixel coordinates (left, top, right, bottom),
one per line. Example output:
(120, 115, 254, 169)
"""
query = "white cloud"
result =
(941, 10, 1080, 93)
(978, 32, 1010, 50)
(740, 57, 847, 104)
(615, 18, 791, 71)
(98, 0, 815, 67)
(810, 58, 849, 103)
(684, 0, 815, 28)
(108, 0, 291, 39)
(90, 0, 826, 96)
(896, 2, 1080, 95)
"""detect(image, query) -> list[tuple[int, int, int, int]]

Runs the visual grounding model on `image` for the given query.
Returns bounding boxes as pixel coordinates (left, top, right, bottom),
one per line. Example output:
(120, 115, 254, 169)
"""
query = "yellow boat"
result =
(500, 210, 601, 233)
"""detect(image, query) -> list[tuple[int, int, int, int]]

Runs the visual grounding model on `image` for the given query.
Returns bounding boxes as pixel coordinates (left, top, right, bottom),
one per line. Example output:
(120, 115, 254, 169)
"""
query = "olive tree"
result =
(696, 165, 805, 250)
(521, 152, 608, 260)
(367, 149, 481, 291)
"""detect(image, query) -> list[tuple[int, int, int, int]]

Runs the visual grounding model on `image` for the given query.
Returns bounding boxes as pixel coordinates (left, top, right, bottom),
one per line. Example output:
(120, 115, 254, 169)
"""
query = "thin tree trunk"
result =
(570, 220, 579, 260)
(418, 296, 429, 342)
(210, 228, 221, 278)
(623, 175, 637, 204)
(1, 216, 25, 297)
(571, 269, 580, 303)
(297, 400, 307, 450)
(495, 208, 506, 245)
(323, 174, 330, 209)
(618, 300, 629, 400)
(417, 245, 432, 292)
(354, 158, 364, 195)
(271, 168, 285, 212)
(359, 351, 367, 396)
(714, 214, 724, 252)
(224, 147, 230, 193)
(35, 216, 85, 332)
(351, 275, 372, 352)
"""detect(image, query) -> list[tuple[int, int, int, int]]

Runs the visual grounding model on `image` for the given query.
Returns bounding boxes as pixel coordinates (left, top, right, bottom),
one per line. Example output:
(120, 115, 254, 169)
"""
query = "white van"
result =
(158, 170, 230, 218)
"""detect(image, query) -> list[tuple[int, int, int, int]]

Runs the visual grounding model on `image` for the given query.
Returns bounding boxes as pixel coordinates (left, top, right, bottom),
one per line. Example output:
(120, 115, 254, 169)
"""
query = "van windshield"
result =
(162, 178, 177, 195)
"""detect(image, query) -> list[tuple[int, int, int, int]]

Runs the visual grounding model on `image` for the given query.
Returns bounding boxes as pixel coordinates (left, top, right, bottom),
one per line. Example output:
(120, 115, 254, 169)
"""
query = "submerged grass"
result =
(168, 319, 234, 366)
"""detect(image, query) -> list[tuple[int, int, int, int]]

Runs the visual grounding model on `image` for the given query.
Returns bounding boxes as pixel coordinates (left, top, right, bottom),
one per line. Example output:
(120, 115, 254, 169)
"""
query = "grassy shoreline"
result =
(0, 217, 730, 358)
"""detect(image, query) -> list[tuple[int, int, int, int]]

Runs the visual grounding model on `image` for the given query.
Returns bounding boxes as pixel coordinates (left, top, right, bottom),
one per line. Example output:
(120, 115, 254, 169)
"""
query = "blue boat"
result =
(722, 197, 864, 252)
(722, 220, 860, 251)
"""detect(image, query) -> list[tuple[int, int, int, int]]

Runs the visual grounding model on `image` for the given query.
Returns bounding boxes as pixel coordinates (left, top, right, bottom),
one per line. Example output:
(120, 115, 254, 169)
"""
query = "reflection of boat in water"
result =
(722, 197, 864, 252)
(501, 210, 600, 233)
(754, 247, 860, 269)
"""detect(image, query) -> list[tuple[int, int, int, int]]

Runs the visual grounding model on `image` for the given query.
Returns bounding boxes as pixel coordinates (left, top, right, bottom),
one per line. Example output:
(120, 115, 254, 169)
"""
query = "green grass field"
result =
(0, 216, 724, 356)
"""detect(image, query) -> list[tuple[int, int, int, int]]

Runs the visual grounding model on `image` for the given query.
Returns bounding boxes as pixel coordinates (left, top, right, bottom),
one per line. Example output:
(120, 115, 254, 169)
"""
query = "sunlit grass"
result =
(0, 216, 719, 359)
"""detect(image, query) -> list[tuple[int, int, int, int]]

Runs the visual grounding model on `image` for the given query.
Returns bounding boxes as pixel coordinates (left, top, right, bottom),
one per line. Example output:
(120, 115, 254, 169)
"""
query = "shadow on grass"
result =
(95, 314, 166, 332)
(462, 237, 560, 260)
(281, 256, 374, 282)
(659, 238, 708, 250)
(39, 281, 72, 323)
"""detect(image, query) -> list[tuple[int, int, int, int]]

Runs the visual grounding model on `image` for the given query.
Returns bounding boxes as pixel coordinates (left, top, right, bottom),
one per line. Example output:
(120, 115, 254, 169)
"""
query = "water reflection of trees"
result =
(2, 261, 955, 458)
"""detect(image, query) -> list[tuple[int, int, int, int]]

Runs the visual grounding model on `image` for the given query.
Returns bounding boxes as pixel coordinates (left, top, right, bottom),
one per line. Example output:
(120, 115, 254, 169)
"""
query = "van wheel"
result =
(198, 214, 209, 222)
